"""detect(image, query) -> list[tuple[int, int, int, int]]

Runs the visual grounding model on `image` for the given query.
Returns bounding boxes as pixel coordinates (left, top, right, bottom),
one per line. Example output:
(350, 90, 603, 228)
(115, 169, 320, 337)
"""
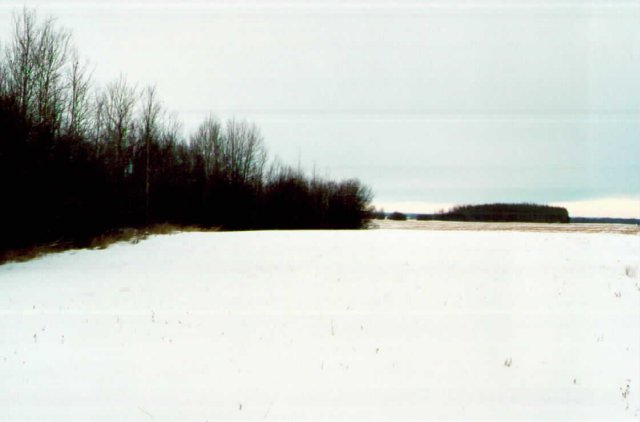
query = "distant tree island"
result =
(415, 203, 570, 223)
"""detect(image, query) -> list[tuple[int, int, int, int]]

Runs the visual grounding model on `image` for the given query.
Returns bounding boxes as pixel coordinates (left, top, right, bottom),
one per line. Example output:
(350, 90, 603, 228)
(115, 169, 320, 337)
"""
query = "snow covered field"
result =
(1, 228, 639, 420)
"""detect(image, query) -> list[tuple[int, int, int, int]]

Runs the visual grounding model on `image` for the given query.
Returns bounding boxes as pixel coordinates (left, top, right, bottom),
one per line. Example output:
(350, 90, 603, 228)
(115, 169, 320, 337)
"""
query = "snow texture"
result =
(1, 229, 639, 420)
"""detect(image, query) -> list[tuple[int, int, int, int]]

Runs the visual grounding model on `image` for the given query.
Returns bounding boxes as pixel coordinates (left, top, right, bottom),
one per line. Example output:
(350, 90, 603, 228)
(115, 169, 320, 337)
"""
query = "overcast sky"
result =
(1, 0, 638, 217)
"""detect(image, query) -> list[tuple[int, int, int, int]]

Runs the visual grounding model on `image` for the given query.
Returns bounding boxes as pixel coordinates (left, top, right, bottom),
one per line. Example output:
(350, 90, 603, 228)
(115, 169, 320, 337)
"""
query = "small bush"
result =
(388, 211, 407, 221)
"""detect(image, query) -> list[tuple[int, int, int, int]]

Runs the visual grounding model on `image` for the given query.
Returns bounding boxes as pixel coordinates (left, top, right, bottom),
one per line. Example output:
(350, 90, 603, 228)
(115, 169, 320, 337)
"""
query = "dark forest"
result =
(0, 10, 373, 259)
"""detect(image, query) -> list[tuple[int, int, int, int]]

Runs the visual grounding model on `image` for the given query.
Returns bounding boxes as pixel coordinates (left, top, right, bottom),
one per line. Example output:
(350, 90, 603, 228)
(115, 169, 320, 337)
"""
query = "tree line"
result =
(416, 203, 569, 223)
(0, 9, 373, 256)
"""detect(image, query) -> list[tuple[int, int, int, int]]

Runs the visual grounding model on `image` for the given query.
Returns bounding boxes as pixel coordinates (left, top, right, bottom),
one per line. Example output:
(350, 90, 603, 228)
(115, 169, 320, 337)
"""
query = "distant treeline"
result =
(0, 10, 372, 256)
(416, 203, 569, 223)
(570, 217, 639, 225)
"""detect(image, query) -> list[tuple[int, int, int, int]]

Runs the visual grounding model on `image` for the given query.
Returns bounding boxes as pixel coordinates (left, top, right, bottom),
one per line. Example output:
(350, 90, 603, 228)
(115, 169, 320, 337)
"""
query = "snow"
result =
(1, 228, 639, 420)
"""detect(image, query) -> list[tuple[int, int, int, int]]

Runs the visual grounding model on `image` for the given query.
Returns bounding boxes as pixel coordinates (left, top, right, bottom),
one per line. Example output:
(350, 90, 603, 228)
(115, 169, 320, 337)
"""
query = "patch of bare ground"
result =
(0, 224, 219, 264)
(371, 219, 640, 235)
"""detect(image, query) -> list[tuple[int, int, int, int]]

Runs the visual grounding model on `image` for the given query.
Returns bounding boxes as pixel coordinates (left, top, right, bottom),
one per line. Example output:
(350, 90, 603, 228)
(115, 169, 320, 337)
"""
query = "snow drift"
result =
(0, 228, 638, 420)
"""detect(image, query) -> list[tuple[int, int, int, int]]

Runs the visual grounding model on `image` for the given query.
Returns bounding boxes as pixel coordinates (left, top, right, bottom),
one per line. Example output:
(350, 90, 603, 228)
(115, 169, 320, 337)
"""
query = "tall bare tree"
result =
(4, 9, 71, 131)
(190, 116, 222, 181)
(223, 118, 267, 186)
(64, 47, 91, 137)
(98, 75, 137, 180)
(32, 15, 70, 130)
(0, 41, 7, 97)
(5, 8, 38, 118)
(138, 85, 162, 219)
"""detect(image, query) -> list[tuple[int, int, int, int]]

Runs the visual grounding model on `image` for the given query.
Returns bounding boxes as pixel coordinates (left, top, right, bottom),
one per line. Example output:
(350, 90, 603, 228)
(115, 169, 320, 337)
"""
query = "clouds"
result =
(1, 0, 638, 214)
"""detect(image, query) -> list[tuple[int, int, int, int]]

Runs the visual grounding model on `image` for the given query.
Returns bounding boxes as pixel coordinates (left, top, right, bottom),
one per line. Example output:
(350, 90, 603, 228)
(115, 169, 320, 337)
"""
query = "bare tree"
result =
(32, 15, 70, 130)
(223, 118, 266, 186)
(64, 47, 91, 137)
(0, 41, 7, 97)
(160, 113, 183, 148)
(91, 89, 107, 155)
(138, 85, 162, 219)
(99, 75, 138, 179)
(5, 8, 38, 118)
(190, 116, 222, 181)
(3, 8, 71, 131)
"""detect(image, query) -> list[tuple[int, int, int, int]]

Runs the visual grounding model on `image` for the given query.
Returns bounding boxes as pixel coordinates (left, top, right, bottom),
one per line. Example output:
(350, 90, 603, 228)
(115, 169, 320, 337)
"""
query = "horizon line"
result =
(374, 197, 640, 219)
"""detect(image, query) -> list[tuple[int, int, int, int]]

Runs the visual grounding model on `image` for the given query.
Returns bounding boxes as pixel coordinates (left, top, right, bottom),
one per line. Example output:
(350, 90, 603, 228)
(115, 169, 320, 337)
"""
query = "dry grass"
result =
(372, 219, 640, 235)
(0, 224, 219, 265)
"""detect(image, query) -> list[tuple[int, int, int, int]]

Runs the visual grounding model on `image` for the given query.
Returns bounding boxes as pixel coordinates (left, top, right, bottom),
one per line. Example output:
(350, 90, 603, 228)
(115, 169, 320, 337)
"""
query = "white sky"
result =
(1, 0, 639, 217)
